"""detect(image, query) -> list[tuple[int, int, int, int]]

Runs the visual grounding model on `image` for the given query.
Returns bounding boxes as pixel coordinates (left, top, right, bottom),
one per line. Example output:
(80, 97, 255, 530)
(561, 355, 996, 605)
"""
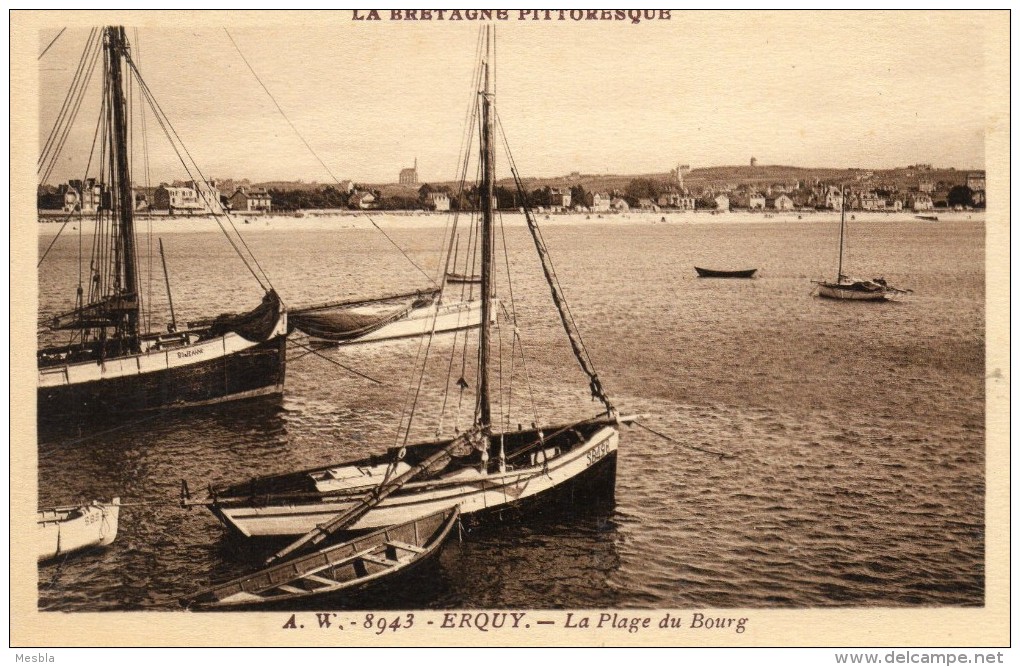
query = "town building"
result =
(911, 194, 935, 211)
(548, 188, 571, 209)
(349, 191, 376, 209)
(657, 189, 695, 209)
(918, 180, 935, 194)
(714, 194, 730, 211)
(966, 171, 985, 192)
(399, 159, 419, 186)
(229, 186, 272, 213)
(591, 193, 611, 212)
(425, 192, 450, 212)
(772, 194, 794, 211)
(749, 194, 766, 210)
(337, 180, 355, 194)
(155, 184, 204, 213)
(859, 192, 885, 211)
(60, 178, 101, 213)
(824, 188, 845, 211)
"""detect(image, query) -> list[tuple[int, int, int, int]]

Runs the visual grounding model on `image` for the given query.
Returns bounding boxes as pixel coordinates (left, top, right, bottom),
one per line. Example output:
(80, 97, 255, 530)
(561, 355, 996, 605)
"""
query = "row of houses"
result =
(57, 179, 273, 214)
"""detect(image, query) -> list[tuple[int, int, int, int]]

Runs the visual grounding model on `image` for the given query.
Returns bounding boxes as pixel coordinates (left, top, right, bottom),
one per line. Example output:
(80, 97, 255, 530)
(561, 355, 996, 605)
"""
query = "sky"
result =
(34, 11, 993, 186)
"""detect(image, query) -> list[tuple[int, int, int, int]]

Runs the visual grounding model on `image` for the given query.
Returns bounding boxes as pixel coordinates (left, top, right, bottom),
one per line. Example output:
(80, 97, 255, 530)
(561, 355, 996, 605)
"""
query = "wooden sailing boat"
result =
(184, 27, 635, 555)
(289, 286, 486, 345)
(813, 187, 908, 301)
(37, 28, 288, 427)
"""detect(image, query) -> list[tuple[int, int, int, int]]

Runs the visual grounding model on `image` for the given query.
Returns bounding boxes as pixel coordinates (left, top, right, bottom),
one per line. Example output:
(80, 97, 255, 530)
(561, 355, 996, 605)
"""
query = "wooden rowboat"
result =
(38, 498, 121, 562)
(446, 272, 482, 284)
(695, 267, 758, 279)
(184, 506, 459, 610)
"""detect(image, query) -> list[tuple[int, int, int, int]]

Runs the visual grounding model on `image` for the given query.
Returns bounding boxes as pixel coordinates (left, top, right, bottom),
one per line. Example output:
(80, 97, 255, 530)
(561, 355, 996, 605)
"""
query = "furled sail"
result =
(289, 288, 439, 342)
(201, 289, 283, 342)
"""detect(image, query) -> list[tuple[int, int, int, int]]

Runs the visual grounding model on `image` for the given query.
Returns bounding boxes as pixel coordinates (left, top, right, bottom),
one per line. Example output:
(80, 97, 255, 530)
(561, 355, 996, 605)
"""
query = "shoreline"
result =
(35, 209, 985, 235)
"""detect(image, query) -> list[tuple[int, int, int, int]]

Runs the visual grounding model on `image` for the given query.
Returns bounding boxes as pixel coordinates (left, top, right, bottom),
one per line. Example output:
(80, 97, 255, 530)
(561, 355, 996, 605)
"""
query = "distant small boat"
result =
(915, 214, 939, 222)
(695, 267, 758, 279)
(446, 272, 482, 284)
(184, 506, 459, 610)
(38, 498, 120, 562)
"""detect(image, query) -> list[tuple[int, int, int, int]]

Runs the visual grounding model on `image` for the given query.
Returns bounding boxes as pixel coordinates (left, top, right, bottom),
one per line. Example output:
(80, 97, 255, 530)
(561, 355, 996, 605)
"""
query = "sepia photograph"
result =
(11, 8, 1009, 651)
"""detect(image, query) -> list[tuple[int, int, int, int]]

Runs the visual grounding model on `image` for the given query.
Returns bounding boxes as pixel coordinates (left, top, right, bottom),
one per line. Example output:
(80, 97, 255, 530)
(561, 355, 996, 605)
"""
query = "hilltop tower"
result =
(672, 163, 690, 188)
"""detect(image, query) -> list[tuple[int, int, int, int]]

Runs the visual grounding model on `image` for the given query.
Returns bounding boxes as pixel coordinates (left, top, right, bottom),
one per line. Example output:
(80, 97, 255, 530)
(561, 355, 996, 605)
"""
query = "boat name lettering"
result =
(586, 440, 611, 467)
(440, 612, 527, 631)
(175, 347, 205, 359)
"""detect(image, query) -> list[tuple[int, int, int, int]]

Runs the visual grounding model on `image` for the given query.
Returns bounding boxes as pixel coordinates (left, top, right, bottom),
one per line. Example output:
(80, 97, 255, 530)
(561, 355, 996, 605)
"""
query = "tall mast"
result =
(836, 185, 846, 282)
(477, 26, 495, 431)
(107, 26, 140, 343)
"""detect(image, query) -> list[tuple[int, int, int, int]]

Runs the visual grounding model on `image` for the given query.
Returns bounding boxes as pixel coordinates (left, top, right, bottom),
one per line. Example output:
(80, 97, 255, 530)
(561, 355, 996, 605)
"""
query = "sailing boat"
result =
(37, 27, 287, 425)
(813, 187, 908, 301)
(184, 27, 635, 553)
(289, 286, 486, 345)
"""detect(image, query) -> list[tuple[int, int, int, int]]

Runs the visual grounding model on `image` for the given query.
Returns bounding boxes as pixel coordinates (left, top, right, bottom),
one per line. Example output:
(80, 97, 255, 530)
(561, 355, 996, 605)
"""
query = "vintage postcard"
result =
(10, 9, 1009, 650)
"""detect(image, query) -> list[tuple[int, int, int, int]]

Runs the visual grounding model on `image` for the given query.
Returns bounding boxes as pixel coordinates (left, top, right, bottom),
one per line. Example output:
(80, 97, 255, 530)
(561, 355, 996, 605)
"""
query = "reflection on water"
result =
(35, 217, 985, 610)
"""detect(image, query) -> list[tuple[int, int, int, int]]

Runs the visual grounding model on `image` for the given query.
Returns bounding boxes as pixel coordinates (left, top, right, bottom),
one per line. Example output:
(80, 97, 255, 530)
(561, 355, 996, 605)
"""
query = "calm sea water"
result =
(35, 215, 985, 610)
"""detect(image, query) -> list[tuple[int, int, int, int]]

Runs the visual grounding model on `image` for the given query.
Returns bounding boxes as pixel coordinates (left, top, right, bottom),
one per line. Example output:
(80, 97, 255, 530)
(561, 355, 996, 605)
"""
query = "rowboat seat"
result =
(360, 553, 395, 567)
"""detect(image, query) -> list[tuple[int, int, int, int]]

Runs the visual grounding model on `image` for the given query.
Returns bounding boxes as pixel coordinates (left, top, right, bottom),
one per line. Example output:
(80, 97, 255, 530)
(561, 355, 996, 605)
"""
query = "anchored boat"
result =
(812, 187, 909, 301)
(185, 26, 634, 564)
(184, 506, 458, 610)
(694, 267, 758, 279)
(38, 498, 121, 562)
(37, 27, 287, 427)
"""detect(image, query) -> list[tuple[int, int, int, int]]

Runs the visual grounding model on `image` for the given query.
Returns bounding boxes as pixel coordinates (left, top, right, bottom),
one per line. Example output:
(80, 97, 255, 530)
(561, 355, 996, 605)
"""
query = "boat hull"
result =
(332, 299, 487, 345)
(188, 507, 459, 610)
(211, 425, 618, 539)
(38, 318, 288, 424)
(815, 283, 889, 301)
(38, 499, 120, 562)
(694, 267, 757, 278)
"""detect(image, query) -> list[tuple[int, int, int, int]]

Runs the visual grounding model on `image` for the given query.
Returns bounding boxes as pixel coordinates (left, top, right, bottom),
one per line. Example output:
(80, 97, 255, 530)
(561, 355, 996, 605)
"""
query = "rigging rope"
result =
(223, 28, 436, 287)
(286, 339, 383, 385)
(125, 58, 272, 292)
(39, 27, 97, 172)
(632, 420, 734, 460)
(38, 27, 66, 61)
(495, 112, 615, 416)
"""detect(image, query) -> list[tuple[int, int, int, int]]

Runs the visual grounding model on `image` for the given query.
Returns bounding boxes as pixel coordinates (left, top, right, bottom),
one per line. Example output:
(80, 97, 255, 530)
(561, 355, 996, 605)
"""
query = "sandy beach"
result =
(37, 208, 985, 236)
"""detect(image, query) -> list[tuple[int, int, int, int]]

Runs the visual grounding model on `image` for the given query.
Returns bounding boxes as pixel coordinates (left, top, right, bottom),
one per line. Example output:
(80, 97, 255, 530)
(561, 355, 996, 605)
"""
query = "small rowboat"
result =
(38, 498, 120, 562)
(184, 506, 459, 610)
(695, 267, 758, 279)
(446, 272, 482, 284)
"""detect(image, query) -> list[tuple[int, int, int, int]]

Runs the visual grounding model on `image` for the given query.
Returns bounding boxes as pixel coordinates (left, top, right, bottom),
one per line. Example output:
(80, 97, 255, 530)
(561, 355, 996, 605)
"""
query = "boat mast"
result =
(107, 26, 140, 345)
(477, 26, 495, 431)
(836, 185, 846, 283)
